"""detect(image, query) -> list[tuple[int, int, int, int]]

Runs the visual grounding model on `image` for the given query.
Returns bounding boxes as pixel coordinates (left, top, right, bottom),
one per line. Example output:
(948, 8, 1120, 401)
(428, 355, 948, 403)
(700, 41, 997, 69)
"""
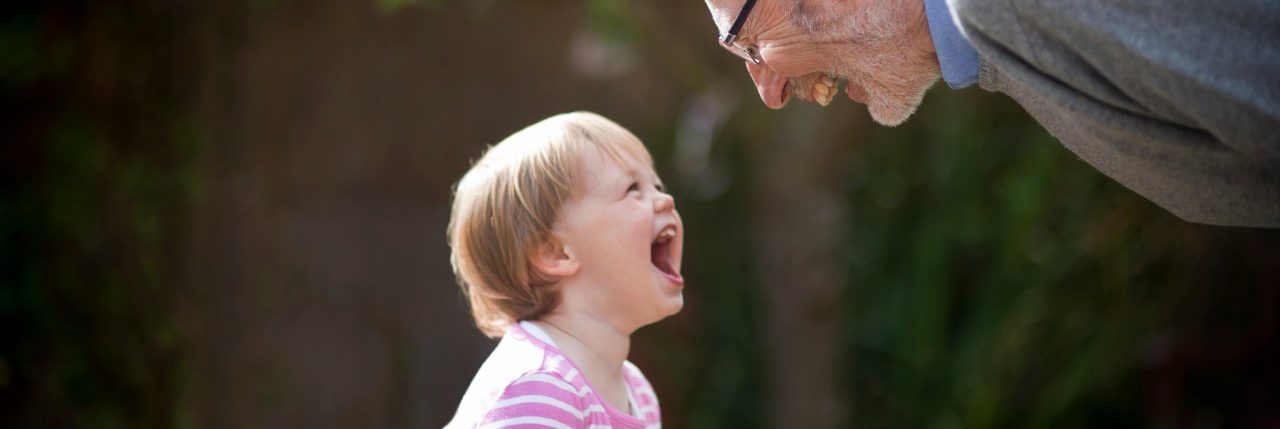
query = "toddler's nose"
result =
(654, 193, 675, 213)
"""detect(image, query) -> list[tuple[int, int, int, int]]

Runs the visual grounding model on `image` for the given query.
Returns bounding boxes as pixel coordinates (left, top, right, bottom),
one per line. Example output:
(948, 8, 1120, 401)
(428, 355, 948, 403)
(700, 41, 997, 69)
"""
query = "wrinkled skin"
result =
(705, 0, 941, 126)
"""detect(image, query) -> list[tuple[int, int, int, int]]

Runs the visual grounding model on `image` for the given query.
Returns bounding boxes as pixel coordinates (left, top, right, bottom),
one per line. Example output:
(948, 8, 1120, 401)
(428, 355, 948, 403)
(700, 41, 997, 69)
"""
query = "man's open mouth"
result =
(651, 225, 684, 286)
(792, 73, 844, 106)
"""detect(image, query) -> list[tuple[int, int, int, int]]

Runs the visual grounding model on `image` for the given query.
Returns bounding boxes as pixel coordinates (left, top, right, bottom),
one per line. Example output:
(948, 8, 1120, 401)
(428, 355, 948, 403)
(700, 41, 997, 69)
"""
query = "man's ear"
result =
(530, 233, 580, 279)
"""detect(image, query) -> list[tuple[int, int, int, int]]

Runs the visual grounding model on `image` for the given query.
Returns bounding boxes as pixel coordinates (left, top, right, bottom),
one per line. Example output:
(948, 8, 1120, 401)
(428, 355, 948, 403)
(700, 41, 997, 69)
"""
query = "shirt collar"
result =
(924, 0, 980, 89)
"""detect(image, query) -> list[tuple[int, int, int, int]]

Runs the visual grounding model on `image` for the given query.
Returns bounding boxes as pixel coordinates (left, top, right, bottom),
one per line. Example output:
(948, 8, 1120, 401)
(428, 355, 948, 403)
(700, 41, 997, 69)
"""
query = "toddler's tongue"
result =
(651, 241, 684, 285)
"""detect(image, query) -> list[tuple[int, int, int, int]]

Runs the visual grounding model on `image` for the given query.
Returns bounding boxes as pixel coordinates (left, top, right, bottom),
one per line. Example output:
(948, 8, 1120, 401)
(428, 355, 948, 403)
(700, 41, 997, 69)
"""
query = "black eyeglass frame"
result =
(718, 0, 762, 64)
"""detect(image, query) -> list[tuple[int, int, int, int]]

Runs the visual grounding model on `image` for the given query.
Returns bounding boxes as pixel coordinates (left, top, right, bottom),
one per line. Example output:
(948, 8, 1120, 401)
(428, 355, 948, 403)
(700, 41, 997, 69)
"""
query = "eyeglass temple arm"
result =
(723, 0, 757, 44)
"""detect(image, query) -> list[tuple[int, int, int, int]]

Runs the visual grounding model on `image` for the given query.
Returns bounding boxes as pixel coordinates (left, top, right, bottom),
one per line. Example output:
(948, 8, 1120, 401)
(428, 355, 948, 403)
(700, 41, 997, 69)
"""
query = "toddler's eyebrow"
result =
(624, 168, 641, 181)
(612, 168, 641, 190)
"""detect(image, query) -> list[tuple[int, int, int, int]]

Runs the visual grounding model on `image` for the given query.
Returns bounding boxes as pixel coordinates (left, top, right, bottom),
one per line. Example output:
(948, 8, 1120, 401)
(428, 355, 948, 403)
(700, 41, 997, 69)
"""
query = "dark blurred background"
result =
(3, 0, 1278, 428)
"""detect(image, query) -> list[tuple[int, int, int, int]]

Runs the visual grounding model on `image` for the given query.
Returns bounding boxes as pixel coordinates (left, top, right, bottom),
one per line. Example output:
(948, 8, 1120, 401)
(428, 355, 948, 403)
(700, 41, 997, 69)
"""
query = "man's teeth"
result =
(812, 74, 838, 106)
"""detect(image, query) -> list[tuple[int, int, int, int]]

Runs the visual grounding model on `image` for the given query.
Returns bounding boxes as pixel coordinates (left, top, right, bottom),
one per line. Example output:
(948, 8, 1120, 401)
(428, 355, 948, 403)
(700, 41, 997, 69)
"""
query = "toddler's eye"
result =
(627, 182, 640, 194)
(655, 183, 665, 193)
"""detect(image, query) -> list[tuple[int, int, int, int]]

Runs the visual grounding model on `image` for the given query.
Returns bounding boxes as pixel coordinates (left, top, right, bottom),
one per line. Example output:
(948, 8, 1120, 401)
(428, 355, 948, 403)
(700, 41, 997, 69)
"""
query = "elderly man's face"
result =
(705, 0, 940, 126)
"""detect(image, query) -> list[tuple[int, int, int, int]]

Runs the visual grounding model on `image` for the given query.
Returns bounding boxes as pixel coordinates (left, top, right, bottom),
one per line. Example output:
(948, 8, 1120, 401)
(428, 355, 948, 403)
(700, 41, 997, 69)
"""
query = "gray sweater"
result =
(950, 0, 1280, 227)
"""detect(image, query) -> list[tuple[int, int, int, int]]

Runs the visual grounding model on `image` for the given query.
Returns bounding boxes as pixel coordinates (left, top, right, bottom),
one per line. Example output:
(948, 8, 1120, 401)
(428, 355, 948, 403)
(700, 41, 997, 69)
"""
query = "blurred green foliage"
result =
(2, 1, 201, 427)
(837, 90, 1279, 427)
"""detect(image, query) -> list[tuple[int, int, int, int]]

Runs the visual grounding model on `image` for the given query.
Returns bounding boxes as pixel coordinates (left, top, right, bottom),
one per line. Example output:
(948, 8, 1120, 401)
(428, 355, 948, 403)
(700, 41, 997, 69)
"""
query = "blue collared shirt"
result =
(924, 0, 980, 88)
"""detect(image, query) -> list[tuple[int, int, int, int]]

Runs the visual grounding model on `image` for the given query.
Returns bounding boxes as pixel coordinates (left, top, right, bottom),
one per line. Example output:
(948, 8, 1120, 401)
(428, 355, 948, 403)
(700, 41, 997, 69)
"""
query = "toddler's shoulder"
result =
(479, 370, 591, 427)
(447, 332, 568, 428)
(621, 361, 653, 390)
(622, 361, 662, 425)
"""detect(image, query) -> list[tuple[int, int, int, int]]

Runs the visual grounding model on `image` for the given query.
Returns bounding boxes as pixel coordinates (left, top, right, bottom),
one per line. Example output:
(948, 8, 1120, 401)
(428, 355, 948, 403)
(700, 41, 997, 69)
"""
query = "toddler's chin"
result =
(668, 294, 684, 315)
(652, 294, 684, 323)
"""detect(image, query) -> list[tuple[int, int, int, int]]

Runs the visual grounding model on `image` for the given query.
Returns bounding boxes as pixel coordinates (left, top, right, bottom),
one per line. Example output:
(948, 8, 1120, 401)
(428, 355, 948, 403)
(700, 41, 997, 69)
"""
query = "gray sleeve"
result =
(949, 0, 1280, 227)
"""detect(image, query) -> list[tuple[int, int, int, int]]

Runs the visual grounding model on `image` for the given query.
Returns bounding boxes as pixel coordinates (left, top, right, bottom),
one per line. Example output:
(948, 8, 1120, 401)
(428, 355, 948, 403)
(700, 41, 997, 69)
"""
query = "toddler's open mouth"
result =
(651, 225, 684, 286)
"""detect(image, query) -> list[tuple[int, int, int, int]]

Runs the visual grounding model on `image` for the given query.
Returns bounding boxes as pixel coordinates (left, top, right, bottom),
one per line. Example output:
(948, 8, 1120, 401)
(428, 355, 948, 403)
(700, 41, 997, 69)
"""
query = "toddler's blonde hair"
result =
(448, 111, 652, 338)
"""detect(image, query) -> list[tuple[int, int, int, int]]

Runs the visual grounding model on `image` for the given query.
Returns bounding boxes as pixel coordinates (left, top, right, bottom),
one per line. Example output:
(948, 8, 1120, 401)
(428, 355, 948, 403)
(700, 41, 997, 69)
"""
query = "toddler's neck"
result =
(534, 314, 630, 373)
(531, 314, 633, 412)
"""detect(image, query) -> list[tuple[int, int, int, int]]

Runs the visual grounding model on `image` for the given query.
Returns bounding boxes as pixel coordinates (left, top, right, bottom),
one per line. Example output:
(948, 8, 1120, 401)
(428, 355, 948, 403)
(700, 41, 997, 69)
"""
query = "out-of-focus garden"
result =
(3, 0, 1278, 427)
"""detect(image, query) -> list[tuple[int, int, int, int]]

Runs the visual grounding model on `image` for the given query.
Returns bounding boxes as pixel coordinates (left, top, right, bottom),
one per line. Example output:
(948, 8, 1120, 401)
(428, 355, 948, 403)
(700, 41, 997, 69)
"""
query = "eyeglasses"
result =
(718, 0, 762, 64)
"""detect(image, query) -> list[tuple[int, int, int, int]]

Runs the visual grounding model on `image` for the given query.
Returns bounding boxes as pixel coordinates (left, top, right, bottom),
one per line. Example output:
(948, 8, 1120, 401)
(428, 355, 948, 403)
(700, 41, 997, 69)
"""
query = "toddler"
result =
(445, 112, 684, 428)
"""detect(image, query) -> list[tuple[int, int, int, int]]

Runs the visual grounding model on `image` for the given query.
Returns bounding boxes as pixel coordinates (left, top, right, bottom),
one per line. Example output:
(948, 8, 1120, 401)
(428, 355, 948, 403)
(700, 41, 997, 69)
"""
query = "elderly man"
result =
(704, 0, 1280, 227)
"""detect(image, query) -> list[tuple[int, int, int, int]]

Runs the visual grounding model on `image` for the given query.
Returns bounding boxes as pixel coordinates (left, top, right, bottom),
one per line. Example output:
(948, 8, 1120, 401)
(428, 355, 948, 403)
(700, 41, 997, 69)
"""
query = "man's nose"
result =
(746, 61, 789, 110)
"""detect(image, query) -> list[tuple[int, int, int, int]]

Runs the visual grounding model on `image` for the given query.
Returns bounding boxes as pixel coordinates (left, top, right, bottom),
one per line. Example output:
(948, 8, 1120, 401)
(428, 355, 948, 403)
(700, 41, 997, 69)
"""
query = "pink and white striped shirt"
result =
(445, 321, 662, 429)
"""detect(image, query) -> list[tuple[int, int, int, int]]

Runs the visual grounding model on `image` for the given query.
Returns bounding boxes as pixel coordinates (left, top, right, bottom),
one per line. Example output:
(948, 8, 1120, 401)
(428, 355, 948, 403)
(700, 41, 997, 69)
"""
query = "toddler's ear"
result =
(530, 234, 579, 278)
